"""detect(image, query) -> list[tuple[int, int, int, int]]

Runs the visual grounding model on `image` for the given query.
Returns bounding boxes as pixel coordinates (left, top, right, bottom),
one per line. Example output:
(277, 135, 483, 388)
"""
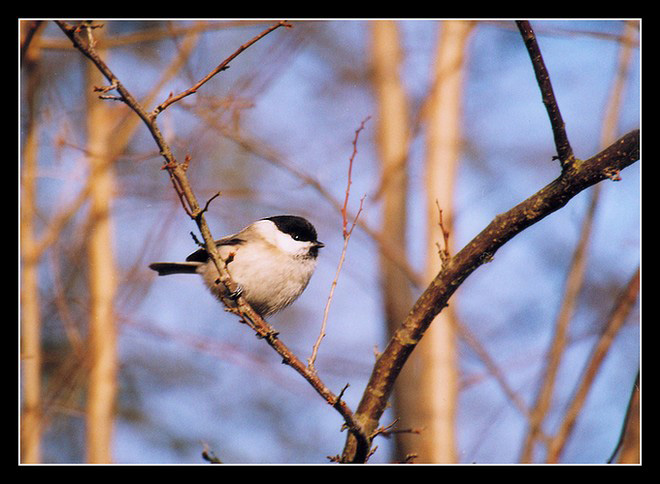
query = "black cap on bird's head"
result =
(263, 215, 319, 243)
(263, 215, 324, 255)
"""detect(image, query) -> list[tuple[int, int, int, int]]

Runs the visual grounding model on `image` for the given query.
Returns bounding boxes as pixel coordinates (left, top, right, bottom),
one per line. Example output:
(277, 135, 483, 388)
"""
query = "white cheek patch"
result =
(255, 220, 310, 255)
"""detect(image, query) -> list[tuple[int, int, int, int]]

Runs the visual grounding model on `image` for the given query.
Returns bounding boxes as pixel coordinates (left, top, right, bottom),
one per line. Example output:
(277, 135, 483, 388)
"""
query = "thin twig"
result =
(196, 191, 222, 221)
(201, 442, 223, 464)
(150, 20, 291, 118)
(185, 107, 424, 287)
(434, 199, 451, 269)
(342, 116, 371, 237)
(308, 117, 370, 371)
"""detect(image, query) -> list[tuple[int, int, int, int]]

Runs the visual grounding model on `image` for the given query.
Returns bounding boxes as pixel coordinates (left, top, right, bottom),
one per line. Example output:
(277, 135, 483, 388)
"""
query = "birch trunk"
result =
(413, 20, 473, 463)
(370, 20, 414, 461)
(85, 43, 118, 464)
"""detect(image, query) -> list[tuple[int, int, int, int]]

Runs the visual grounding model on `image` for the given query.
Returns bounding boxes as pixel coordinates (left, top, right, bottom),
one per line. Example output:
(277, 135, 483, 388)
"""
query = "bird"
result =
(149, 215, 324, 316)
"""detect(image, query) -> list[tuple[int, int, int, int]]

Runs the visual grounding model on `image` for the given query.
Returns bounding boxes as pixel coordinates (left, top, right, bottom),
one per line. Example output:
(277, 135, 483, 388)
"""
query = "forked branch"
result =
(56, 19, 369, 455)
(341, 129, 639, 463)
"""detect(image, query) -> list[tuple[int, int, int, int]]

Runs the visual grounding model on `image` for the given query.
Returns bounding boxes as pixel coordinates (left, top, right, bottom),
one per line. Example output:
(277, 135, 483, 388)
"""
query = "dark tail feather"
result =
(149, 262, 200, 276)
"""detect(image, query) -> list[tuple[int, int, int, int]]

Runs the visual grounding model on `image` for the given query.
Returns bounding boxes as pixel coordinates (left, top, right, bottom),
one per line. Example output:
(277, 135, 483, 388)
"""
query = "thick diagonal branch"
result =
(341, 129, 639, 463)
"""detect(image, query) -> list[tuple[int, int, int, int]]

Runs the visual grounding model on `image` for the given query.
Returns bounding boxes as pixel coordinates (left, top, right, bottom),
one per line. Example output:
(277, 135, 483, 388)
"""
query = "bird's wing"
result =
(185, 237, 245, 262)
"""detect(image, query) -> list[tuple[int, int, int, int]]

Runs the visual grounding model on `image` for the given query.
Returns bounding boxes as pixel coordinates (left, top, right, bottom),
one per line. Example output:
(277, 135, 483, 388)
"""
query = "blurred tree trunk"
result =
(20, 23, 44, 463)
(546, 267, 639, 463)
(85, 39, 119, 464)
(369, 20, 414, 462)
(413, 20, 473, 463)
(371, 20, 473, 463)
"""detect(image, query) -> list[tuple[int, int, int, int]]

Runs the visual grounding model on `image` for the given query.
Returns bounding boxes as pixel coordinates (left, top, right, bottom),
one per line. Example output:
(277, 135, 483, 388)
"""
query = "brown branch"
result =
(309, 117, 369, 373)
(150, 20, 291, 118)
(341, 116, 371, 237)
(309, 194, 365, 371)
(201, 443, 223, 464)
(340, 129, 640, 463)
(56, 21, 176, 166)
(516, 20, 575, 168)
(56, 19, 369, 454)
(520, 23, 637, 461)
(434, 200, 451, 269)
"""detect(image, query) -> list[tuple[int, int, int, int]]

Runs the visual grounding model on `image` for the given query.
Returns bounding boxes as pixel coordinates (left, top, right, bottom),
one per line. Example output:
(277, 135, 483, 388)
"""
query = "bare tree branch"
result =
(150, 20, 291, 117)
(516, 20, 575, 168)
(309, 117, 369, 371)
(520, 19, 637, 462)
(341, 129, 640, 462)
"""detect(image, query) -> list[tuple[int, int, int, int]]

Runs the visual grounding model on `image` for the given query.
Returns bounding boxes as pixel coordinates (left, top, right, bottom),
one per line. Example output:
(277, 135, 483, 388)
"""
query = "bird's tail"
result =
(149, 262, 200, 276)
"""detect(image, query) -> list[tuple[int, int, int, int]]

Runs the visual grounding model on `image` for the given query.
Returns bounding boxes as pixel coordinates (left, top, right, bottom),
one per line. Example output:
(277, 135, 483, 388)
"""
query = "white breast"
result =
(197, 228, 318, 315)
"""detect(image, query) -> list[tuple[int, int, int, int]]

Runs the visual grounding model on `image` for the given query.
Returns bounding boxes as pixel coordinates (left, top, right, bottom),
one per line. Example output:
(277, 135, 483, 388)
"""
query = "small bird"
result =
(149, 215, 324, 316)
